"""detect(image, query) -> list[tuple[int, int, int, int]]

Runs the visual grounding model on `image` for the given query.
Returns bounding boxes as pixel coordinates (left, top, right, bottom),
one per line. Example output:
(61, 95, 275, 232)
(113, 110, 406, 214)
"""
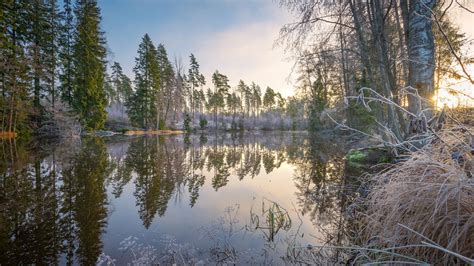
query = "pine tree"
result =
(156, 44, 174, 128)
(252, 83, 262, 124)
(110, 62, 132, 104)
(188, 54, 205, 120)
(103, 71, 114, 104)
(44, 0, 60, 108)
(1, 0, 31, 134)
(211, 70, 230, 126)
(127, 34, 160, 129)
(72, 0, 107, 130)
(237, 80, 247, 117)
(59, 0, 75, 105)
(263, 86, 276, 112)
(28, 0, 50, 108)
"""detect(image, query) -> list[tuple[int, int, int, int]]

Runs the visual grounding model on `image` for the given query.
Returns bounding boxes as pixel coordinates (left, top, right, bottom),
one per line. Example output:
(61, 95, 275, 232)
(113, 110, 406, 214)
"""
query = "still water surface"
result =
(0, 132, 358, 264)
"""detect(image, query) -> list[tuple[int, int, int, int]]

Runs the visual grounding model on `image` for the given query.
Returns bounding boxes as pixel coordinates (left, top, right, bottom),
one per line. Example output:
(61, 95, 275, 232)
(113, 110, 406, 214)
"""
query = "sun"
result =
(435, 80, 474, 109)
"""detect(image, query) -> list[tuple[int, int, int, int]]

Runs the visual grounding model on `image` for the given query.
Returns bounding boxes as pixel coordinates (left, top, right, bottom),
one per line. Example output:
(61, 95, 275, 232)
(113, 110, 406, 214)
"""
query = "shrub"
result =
(199, 116, 208, 130)
(183, 112, 192, 132)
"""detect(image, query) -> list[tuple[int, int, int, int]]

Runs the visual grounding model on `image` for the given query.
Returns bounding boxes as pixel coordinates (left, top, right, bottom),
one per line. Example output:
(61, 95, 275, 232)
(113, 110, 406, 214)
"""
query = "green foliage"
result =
(109, 62, 132, 104)
(307, 75, 327, 131)
(0, 1, 49, 134)
(72, 0, 108, 130)
(263, 86, 276, 111)
(347, 150, 367, 163)
(126, 34, 160, 129)
(59, 0, 75, 105)
(183, 112, 192, 132)
(158, 119, 166, 130)
(347, 103, 376, 132)
(199, 116, 208, 129)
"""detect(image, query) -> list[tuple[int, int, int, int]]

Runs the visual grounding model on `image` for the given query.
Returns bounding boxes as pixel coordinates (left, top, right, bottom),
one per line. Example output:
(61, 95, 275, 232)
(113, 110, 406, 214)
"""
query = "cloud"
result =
(192, 7, 296, 97)
(102, 1, 297, 97)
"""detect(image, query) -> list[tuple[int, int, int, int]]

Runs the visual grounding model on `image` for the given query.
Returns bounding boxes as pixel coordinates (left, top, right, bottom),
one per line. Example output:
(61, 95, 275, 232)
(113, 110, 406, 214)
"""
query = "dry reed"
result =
(358, 127, 474, 265)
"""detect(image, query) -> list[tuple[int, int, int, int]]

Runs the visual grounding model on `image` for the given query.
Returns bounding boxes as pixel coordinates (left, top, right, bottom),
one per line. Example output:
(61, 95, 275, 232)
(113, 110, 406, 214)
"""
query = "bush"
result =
(199, 116, 208, 130)
(183, 112, 192, 132)
(347, 103, 375, 132)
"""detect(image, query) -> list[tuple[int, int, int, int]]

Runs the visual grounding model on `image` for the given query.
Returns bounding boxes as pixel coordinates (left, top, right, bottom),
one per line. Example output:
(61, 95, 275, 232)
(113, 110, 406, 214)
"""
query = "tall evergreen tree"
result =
(28, 0, 50, 108)
(127, 34, 160, 129)
(59, 0, 75, 105)
(211, 70, 230, 125)
(44, 0, 60, 108)
(72, 0, 107, 130)
(263, 86, 276, 112)
(0, 0, 31, 133)
(188, 54, 205, 120)
(252, 83, 262, 123)
(110, 62, 132, 104)
(156, 44, 174, 128)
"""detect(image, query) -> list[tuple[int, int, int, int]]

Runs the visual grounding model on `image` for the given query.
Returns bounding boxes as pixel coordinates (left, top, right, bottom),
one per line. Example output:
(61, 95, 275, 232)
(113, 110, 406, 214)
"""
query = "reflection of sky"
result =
(103, 160, 318, 263)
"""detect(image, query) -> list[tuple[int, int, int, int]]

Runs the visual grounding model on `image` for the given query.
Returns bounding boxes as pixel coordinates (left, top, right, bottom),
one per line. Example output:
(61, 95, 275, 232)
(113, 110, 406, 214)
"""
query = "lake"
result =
(0, 132, 360, 265)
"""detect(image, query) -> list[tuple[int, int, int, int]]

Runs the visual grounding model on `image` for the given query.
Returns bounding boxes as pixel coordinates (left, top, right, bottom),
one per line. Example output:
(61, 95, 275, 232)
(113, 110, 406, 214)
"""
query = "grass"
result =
(249, 198, 292, 242)
(357, 127, 474, 265)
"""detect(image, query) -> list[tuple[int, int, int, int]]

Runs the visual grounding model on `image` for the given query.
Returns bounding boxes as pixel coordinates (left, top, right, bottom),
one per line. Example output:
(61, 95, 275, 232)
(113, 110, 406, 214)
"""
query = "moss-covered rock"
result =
(346, 147, 393, 168)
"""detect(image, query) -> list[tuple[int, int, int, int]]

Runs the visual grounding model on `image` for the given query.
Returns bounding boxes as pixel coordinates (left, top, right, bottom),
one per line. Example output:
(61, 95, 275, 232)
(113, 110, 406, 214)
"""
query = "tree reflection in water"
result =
(287, 135, 360, 264)
(0, 132, 360, 264)
(0, 137, 109, 265)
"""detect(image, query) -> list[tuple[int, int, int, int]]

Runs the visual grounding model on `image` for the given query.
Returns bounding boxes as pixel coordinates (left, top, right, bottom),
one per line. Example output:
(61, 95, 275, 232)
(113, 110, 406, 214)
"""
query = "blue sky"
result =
(99, 0, 296, 96)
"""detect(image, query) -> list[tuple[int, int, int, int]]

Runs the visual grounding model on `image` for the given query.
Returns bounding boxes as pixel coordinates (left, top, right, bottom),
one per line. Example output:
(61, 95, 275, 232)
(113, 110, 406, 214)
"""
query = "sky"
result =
(438, 6, 474, 108)
(99, 0, 296, 97)
(99, 1, 474, 105)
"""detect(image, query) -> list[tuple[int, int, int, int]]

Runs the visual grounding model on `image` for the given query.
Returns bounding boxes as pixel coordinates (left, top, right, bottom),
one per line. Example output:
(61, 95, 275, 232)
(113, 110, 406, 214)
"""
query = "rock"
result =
(346, 147, 393, 167)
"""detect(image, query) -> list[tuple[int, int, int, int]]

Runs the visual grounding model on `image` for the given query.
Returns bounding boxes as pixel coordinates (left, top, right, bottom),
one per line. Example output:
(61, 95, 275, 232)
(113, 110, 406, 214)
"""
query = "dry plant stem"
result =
(359, 128, 474, 264)
(331, 86, 474, 264)
(289, 244, 425, 263)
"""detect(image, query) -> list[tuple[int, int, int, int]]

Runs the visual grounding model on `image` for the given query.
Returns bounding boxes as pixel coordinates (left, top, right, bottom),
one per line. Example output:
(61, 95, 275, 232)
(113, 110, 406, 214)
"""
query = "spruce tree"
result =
(263, 86, 276, 112)
(44, 0, 60, 108)
(59, 0, 75, 105)
(127, 34, 160, 129)
(28, 0, 50, 108)
(110, 62, 132, 104)
(188, 54, 205, 120)
(156, 44, 174, 128)
(72, 0, 107, 130)
(1, 0, 31, 133)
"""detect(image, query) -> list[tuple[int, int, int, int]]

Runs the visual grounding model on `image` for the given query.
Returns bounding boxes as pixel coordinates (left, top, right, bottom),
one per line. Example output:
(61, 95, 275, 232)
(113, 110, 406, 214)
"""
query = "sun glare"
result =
(435, 81, 474, 109)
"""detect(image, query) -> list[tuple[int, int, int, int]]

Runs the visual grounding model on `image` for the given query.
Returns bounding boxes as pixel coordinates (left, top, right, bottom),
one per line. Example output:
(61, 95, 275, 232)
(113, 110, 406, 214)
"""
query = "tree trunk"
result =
(406, 0, 437, 116)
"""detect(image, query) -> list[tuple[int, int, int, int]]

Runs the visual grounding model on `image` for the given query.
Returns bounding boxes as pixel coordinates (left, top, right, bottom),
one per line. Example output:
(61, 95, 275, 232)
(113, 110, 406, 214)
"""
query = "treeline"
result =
(280, 1, 470, 139)
(1, 0, 108, 134)
(107, 35, 306, 131)
(1, 1, 305, 137)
